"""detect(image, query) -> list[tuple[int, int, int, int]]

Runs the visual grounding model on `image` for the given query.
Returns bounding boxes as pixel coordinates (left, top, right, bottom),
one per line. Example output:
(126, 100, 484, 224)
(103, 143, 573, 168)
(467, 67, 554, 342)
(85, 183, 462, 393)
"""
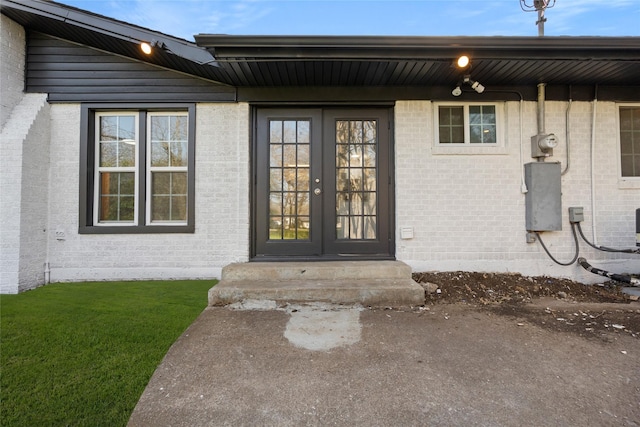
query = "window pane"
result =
(282, 168, 296, 191)
(298, 144, 309, 166)
(270, 169, 282, 190)
(349, 169, 363, 191)
(297, 120, 310, 143)
(364, 217, 376, 239)
(350, 120, 363, 145)
(336, 193, 349, 215)
(470, 105, 497, 144)
(297, 168, 309, 190)
(270, 193, 282, 215)
(439, 106, 464, 144)
(270, 121, 282, 143)
(283, 145, 296, 167)
(152, 172, 171, 194)
(171, 116, 188, 141)
(150, 116, 168, 141)
(336, 144, 349, 167)
(363, 121, 376, 144)
(151, 115, 188, 167)
(364, 193, 376, 215)
(98, 172, 135, 222)
(118, 116, 135, 142)
(100, 115, 136, 167)
(100, 142, 117, 167)
(283, 121, 296, 143)
(151, 141, 170, 167)
(150, 172, 187, 222)
(151, 196, 170, 221)
(363, 144, 376, 167)
(270, 144, 282, 167)
(100, 116, 118, 141)
(170, 140, 188, 167)
(469, 106, 482, 124)
(118, 141, 135, 166)
(270, 216, 283, 239)
(336, 120, 349, 144)
(297, 193, 309, 215)
(364, 168, 376, 191)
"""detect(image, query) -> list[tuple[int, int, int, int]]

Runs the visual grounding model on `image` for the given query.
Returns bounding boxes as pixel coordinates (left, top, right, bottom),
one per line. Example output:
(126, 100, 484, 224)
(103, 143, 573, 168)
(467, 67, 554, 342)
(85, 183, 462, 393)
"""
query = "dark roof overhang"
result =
(195, 35, 640, 88)
(2, 0, 639, 99)
(1, 0, 231, 83)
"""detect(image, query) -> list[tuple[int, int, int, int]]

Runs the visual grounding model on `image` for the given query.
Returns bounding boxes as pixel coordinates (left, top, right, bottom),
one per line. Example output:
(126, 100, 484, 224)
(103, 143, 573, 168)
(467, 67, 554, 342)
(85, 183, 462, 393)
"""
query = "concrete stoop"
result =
(208, 261, 425, 308)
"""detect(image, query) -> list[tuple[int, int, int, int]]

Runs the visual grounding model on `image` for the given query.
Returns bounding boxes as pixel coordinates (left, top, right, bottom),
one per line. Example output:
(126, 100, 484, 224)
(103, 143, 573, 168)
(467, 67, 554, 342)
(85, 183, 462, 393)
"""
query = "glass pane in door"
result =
(335, 120, 377, 240)
(269, 120, 311, 240)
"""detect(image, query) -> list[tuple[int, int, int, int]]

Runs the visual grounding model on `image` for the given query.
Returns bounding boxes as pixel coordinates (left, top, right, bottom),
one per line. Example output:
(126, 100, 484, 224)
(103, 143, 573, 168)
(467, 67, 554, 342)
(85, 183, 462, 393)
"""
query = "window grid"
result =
(437, 103, 499, 145)
(469, 105, 497, 144)
(147, 113, 189, 224)
(268, 119, 311, 240)
(95, 113, 138, 224)
(620, 106, 640, 177)
(91, 109, 192, 229)
(335, 120, 377, 240)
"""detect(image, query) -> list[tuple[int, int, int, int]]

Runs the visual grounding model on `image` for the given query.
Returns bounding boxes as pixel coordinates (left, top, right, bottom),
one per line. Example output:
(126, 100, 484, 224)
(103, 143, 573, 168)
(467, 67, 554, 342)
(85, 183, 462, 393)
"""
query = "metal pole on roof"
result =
(520, 0, 556, 37)
(535, 1, 546, 36)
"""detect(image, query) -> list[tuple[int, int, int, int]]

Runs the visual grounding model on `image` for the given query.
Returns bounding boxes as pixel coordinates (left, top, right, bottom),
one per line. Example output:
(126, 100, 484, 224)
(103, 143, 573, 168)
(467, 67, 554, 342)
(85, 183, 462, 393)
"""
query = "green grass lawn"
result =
(0, 280, 215, 427)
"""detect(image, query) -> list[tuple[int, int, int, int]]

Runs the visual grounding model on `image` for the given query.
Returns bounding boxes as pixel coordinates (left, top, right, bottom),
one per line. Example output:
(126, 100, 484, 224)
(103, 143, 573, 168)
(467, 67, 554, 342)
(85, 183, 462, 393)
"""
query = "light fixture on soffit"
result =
(451, 55, 485, 96)
(140, 40, 166, 55)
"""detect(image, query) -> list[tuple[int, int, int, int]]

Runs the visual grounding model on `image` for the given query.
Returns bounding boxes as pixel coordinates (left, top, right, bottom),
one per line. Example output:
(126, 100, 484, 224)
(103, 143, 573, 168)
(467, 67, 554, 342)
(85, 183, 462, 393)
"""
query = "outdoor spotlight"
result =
(140, 42, 152, 55)
(471, 80, 485, 93)
(452, 85, 462, 97)
(151, 40, 165, 49)
(456, 55, 470, 68)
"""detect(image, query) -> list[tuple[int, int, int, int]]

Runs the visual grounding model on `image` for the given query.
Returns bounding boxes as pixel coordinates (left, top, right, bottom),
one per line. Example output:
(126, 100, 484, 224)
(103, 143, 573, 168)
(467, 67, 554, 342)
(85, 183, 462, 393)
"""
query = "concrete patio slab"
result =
(128, 304, 640, 426)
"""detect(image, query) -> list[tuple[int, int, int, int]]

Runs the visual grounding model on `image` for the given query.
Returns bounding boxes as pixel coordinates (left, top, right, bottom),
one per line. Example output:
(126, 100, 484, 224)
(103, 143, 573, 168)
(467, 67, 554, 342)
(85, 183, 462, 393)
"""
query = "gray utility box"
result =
(525, 162, 562, 231)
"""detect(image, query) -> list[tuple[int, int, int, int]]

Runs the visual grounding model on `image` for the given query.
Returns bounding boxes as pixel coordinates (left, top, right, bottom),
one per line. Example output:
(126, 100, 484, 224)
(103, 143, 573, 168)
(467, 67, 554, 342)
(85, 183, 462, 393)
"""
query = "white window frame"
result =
(146, 112, 189, 225)
(432, 102, 507, 155)
(94, 112, 139, 226)
(617, 103, 640, 189)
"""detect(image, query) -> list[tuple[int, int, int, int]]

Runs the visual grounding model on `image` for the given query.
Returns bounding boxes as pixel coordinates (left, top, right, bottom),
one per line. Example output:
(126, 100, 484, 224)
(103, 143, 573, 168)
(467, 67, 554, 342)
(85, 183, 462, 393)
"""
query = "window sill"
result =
(618, 178, 640, 189)
(431, 145, 508, 156)
(79, 225, 194, 234)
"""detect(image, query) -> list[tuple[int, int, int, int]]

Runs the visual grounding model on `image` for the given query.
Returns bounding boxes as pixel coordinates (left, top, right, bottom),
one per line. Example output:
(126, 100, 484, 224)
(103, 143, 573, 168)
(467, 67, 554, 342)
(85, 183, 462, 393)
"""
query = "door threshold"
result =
(251, 255, 396, 262)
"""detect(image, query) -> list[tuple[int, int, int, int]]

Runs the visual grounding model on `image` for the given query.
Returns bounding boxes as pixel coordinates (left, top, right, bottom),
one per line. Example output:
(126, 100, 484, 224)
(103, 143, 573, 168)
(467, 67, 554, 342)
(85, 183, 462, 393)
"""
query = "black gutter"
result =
(195, 35, 640, 61)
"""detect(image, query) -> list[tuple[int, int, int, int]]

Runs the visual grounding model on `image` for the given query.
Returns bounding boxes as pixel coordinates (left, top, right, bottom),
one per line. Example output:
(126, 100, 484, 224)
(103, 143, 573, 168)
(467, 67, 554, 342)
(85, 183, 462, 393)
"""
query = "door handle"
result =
(314, 188, 322, 195)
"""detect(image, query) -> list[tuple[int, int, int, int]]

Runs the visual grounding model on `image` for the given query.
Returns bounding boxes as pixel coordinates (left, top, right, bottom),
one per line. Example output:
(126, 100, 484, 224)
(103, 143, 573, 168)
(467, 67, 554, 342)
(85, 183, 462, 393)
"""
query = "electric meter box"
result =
(525, 162, 562, 231)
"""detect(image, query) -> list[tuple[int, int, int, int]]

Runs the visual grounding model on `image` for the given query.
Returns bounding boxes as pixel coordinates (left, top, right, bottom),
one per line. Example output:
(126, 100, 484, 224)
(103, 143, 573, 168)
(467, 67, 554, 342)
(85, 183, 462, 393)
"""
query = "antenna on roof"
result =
(520, 0, 556, 36)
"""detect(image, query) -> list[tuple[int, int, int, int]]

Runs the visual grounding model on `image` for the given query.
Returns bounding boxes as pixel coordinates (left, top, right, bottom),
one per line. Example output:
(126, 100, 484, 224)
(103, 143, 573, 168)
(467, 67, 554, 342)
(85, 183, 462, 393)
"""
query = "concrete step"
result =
(220, 261, 412, 281)
(209, 261, 425, 308)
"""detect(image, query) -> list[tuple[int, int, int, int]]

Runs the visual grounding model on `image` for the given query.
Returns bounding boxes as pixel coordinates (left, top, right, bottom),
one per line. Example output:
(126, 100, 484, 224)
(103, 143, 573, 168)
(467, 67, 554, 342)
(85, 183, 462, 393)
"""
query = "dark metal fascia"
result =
(195, 35, 640, 61)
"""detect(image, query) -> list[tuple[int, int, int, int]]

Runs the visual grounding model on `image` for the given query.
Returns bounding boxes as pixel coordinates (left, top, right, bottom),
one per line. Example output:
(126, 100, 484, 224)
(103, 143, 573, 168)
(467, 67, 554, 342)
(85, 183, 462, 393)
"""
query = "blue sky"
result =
(61, 0, 639, 41)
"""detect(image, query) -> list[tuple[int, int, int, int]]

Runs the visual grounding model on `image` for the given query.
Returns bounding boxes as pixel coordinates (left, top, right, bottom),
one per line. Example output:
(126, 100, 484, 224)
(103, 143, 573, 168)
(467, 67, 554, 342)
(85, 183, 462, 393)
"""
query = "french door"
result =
(253, 107, 394, 259)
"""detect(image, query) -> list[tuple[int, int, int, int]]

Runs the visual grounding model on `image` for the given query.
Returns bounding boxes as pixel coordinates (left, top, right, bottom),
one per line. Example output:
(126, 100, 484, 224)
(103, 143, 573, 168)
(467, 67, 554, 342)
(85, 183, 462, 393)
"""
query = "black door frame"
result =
(250, 105, 396, 261)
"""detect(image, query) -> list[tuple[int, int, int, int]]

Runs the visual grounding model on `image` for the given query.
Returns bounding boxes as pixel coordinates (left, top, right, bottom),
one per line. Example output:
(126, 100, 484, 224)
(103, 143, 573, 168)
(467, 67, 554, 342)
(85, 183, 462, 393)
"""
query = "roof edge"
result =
(2, 0, 217, 65)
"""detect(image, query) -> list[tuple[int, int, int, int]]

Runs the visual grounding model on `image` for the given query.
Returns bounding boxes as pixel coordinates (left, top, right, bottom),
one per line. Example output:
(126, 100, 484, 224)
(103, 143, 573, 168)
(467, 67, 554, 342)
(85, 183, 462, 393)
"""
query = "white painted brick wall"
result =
(395, 100, 639, 283)
(3, 96, 637, 289)
(0, 94, 49, 294)
(1, 15, 26, 131)
(47, 103, 251, 283)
